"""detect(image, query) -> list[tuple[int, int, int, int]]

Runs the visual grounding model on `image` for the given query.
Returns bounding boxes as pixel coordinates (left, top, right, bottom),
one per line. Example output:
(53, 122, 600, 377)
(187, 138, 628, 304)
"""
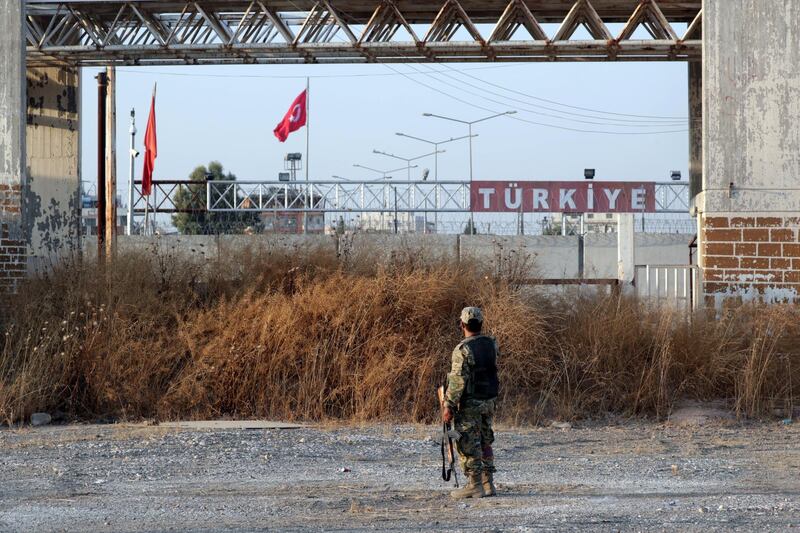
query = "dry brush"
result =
(1, 240, 798, 426)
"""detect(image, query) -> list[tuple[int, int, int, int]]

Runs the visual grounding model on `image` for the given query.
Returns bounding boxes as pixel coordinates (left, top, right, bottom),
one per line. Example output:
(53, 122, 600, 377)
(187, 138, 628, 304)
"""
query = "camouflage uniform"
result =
(445, 309, 499, 478)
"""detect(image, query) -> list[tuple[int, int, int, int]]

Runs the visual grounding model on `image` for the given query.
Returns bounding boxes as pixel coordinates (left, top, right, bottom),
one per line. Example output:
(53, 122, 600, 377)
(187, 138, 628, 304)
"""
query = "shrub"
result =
(1, 241, 798, 425)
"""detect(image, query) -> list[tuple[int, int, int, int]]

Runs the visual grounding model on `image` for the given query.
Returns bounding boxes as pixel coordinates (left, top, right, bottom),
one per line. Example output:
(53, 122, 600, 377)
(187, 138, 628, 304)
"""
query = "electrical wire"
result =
(269, 0, 688, 136)
(109, 1, 693, 130)
(433, 62, 691, 124)
(307, 3, 688, 135)
(403, 62, 686, 128)
(386, 62, 687, 135)
(115, 62, 526, 79)
(442, 63, 689, 121)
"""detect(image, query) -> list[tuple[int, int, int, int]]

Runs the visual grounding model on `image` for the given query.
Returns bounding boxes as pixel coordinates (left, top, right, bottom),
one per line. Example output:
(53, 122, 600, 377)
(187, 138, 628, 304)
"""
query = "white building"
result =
(358, 212, 433, 233)
(548, 213, 618, 235)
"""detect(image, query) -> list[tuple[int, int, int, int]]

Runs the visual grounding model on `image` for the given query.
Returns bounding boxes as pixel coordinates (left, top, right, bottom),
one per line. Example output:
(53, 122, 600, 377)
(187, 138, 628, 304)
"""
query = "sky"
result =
(79, 59, 690, 195)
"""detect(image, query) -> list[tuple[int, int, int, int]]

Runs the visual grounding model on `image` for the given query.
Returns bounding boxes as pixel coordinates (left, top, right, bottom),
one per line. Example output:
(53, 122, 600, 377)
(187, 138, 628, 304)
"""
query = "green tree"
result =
(542, 222, 563, 235)
(172, 161, 261, 235)
(463, 218, 478, 235)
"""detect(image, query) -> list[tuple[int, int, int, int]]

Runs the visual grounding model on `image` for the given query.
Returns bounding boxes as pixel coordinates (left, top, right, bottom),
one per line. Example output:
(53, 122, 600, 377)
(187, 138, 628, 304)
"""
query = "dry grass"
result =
(1, 240, 798, 426)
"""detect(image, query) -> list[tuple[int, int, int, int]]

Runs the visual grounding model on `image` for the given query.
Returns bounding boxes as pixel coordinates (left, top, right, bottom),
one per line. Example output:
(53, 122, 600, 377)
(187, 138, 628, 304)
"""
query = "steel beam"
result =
(26, 0, 702, 66)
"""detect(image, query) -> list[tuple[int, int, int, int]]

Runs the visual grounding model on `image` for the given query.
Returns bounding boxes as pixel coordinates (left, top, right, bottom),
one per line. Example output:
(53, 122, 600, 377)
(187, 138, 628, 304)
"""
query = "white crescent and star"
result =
(289, 104, 303, 123)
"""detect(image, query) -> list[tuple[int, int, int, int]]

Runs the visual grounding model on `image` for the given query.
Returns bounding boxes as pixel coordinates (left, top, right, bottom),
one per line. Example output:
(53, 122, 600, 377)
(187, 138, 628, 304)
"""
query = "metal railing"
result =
(205, 180, 471, 213)
(635, 264, 701, 311)
(196, 180, 689, 213)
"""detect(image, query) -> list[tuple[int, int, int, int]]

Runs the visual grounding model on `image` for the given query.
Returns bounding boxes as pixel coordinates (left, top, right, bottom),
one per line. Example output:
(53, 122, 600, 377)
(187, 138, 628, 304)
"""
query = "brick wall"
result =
(702, 215, 800, 305)
(0, 184, 25, 294)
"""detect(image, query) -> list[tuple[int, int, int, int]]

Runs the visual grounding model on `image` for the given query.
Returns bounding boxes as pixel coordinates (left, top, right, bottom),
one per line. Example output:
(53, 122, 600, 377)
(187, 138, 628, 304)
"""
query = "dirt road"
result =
(1, 420, 798, 531)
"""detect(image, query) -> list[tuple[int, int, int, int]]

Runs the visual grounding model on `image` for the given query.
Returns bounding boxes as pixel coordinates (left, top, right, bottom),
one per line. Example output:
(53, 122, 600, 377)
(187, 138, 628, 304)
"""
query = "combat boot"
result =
(481, 471, 497, 496)
(450, 473, 485, 499)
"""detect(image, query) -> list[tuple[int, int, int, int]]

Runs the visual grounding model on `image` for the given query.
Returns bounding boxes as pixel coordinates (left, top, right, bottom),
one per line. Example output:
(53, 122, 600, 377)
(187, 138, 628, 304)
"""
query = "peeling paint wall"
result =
(25, 66, 81, 271)
(703, 0, 800, 210)
(700, 0, 800, 305)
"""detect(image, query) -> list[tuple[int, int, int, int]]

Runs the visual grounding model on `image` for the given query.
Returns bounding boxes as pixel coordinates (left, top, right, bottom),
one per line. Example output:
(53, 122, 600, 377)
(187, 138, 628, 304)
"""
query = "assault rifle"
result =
(437, 385, 460, 487)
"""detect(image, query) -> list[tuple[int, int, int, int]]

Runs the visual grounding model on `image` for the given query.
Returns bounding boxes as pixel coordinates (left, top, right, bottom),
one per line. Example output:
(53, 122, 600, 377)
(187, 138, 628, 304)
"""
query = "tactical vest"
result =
(462, 335, 499, 400)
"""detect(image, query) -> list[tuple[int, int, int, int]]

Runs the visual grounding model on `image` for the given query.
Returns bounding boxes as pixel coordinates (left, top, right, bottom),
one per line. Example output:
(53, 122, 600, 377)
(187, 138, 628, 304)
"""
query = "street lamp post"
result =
(422, 110, 517, 232)
(394, 133, 476, 182)
(352, 163, 414, 179)
(393, 186, 398, 234)
(372, 149, 444, 234)
(353, 163, 418, 232)
(372, 149, 445, 181)
(395, 133, 476, 233)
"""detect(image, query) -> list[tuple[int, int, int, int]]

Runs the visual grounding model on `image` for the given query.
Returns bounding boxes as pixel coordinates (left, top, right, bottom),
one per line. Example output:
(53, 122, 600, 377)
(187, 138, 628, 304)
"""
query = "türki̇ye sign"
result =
(470, 181, 656, 213)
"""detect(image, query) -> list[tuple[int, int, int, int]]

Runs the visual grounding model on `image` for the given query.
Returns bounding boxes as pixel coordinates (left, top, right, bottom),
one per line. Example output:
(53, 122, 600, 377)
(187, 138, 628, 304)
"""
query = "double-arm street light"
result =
(393, 133, 474, 234)
(394, 133, 476, 182)
(353, 163, 418, 233)
(372, 149, 443, 235)
(423, 110, 517, 231)
(372, 149, 445, 181)
(353, 163, 417, 179)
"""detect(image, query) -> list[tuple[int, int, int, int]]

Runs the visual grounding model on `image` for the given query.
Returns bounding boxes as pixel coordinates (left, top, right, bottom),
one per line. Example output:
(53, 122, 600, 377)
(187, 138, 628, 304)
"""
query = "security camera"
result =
(130, 148, 140, 157)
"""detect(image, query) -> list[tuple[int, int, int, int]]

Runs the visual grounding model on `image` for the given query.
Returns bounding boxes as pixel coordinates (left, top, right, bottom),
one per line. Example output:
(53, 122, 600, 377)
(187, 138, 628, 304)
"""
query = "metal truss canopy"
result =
(132, 180, 689, 214)
(26, 0, 702, 66)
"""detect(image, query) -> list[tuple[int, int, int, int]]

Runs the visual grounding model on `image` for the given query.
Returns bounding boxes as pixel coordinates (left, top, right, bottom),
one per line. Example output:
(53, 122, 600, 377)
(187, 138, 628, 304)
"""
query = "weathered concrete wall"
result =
(585, 233, 693, 279)
(699, 0, 800, 305)
(26, 66, 81, 271)
(339, 233, 458, 265)
(0, 0, 27, 292)
(459, 235, 580, 279)
(84, 233, 692, 283)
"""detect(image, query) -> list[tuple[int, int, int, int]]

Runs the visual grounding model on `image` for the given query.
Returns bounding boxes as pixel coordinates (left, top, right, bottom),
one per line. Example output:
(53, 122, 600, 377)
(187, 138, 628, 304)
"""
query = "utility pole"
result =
(578, 213, 585, 279)
(95, 72, 108, 261)
(105, 66, 117, 258)
(127, 108, 137, 235)
(393, 186, 398, 234)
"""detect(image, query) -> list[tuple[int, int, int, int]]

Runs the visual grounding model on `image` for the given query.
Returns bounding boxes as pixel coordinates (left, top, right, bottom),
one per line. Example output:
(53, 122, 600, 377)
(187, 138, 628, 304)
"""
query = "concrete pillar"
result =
(26, 66, 82, 270)
(688, 61, 702, 203)
(699, 0, 800, 307)
(0, 0, 27, 293)
(617, 213, 635, 285)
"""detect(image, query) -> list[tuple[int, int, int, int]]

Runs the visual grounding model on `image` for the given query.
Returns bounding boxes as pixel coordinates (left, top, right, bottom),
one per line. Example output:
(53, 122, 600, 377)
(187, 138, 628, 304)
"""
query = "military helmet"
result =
(460, 306, 483, 324)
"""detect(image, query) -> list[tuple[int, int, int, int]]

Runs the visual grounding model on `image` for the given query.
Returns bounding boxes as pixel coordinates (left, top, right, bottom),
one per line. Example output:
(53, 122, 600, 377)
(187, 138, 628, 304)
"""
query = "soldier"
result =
(442, 306, 499, 499)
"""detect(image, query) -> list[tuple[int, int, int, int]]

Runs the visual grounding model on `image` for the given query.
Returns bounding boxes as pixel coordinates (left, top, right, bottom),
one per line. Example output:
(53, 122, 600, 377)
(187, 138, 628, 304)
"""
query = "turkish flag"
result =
(142, 86, 157, 196)
(273, 89, 307, 142)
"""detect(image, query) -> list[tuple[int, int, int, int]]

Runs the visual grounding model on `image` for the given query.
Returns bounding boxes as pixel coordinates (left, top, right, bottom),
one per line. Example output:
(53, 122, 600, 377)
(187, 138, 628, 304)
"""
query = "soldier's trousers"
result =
(453, 398, 496, 476)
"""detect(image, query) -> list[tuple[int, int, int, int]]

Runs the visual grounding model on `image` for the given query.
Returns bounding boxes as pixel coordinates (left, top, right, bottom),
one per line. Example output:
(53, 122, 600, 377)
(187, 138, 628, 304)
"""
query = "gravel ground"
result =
(0, 419, 798, 532)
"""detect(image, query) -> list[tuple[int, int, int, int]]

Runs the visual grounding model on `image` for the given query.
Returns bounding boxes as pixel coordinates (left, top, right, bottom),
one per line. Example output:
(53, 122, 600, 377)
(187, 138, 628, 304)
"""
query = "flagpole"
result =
(303, 77, 310, 235)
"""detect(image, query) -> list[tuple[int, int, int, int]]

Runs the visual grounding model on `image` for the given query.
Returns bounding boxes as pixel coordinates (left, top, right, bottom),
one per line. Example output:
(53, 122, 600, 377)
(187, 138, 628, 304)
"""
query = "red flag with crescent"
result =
(142, 85, 157, 196)
(273, 89, 307, 142)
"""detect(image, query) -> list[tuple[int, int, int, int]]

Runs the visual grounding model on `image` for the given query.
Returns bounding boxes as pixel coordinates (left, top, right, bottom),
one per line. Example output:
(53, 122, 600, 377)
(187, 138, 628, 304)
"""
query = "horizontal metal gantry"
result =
(26, 0, 702, 66)
(132, 179, 690, 214)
